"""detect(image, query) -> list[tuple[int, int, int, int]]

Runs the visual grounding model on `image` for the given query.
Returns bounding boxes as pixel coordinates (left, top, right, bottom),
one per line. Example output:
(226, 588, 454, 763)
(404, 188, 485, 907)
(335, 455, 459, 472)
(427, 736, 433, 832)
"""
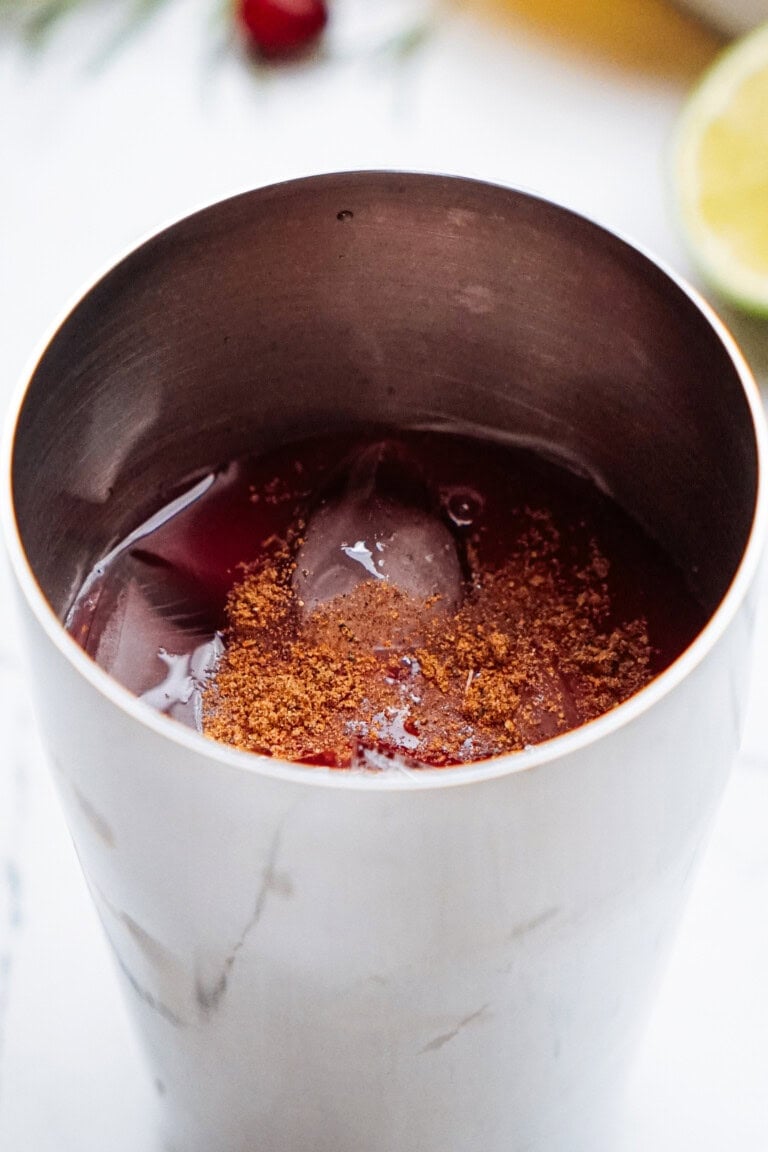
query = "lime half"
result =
(673, 21, 768, 315)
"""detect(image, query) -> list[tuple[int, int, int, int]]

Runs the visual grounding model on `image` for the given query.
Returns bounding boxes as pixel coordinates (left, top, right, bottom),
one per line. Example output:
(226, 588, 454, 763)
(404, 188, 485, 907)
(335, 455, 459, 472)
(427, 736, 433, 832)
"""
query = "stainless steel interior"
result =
(11, 172, 759, 620)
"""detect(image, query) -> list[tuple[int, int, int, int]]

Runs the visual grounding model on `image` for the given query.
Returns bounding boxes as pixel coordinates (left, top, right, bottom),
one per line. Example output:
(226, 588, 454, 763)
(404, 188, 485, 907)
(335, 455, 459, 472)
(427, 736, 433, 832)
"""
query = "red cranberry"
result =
(237, 0, 328, 58)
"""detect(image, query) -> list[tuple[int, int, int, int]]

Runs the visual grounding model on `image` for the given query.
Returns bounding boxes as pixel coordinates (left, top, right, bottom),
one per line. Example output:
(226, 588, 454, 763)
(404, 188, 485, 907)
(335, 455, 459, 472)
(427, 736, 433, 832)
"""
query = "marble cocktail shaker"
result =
(3, 173, 765, 1151)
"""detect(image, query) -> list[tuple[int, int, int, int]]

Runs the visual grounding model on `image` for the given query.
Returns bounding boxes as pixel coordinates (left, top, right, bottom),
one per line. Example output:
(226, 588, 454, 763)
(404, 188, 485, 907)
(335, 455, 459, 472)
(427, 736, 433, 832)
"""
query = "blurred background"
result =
(1, 1, 768, 1148)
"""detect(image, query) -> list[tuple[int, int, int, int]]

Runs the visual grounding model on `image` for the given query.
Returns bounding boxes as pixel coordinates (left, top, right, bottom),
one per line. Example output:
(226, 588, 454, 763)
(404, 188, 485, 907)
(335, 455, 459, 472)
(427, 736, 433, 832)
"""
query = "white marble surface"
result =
(2, 1, 768, 1147)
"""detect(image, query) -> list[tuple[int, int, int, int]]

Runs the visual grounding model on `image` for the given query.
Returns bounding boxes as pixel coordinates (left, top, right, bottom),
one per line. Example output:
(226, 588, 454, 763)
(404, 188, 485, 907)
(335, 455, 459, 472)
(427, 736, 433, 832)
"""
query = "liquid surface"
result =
(67, 431, 707, 768)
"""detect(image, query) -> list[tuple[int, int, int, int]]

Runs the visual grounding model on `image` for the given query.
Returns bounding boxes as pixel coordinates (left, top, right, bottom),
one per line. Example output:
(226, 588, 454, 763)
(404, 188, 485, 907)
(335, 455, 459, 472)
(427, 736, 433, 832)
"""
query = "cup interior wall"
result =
(11, 173, 759, 628)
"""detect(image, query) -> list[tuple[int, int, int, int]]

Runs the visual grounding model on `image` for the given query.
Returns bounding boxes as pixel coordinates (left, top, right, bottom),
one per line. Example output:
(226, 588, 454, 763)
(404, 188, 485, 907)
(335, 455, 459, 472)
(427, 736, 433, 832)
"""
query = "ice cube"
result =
(293, 441, 462, 614)
(87, 550, 220, 703)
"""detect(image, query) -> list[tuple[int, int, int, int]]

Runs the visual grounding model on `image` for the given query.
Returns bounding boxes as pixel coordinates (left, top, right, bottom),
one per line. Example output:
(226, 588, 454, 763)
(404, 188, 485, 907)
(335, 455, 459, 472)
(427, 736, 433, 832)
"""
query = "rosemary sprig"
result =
(0, 0, 179, 52)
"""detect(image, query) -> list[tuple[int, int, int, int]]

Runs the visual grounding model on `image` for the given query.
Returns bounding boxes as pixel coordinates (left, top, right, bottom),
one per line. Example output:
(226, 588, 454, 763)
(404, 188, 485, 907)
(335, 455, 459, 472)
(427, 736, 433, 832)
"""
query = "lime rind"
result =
(673, 20, 768, 317)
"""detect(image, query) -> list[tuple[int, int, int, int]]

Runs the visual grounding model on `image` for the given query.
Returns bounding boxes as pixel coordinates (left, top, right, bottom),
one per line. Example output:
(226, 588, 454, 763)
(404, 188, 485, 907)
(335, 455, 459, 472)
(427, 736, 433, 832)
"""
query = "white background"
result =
(1, 1, 768, 1147)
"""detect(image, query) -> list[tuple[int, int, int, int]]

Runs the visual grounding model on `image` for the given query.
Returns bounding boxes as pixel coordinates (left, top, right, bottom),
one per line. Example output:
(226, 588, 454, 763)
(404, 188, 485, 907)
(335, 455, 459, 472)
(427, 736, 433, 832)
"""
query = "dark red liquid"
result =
(66, 431, 707, 763)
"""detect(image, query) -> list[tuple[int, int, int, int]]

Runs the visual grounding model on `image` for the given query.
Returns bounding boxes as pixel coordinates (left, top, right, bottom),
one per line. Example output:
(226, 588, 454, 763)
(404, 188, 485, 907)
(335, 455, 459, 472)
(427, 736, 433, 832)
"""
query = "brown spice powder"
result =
(203, 509, 653, 767)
